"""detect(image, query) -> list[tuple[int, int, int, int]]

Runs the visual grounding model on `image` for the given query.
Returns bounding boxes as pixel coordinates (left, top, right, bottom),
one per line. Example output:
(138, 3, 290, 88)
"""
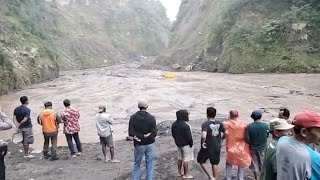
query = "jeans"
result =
(0, 145, 7, 180)
(132, 143, 155, 180)
(226, 163, 244, 180)
(43, 134, 58, 158)
(65, 133, 82, 155)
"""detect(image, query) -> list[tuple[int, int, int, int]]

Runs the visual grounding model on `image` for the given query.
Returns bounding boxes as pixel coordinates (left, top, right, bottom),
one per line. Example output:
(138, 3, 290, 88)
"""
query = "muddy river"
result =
(1, 64, 320, 150)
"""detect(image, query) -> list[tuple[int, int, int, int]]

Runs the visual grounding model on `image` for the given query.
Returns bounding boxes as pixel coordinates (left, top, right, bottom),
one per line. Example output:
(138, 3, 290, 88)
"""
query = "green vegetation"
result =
(0, 0, 170, 95)
(0, 0, 60, 94)
(101, 0, 170, 55)
(170, 0, 320, 73)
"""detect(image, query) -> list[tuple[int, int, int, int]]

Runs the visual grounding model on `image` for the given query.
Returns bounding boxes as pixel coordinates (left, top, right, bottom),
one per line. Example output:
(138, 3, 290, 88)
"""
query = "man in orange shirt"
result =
(224, 110, 251, 180)
(38, 102, 61, 160)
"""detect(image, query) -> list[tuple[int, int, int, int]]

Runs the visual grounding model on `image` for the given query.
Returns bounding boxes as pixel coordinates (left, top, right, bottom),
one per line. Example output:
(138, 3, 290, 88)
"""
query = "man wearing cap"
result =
(129, 99, 157, 180)
(37, 102, 61, 160)
(245, 110, 269, 180)
(260, 118, 293, 180)
(277, 110, 320, 180)
(96, 105, 120, 163)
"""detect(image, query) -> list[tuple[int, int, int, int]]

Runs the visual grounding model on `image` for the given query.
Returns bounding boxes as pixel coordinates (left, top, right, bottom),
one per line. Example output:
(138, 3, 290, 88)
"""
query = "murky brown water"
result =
(1, 64, 320, 150)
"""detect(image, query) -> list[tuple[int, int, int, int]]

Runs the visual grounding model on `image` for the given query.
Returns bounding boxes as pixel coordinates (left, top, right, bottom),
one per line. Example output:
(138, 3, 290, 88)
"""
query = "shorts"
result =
(197, 147, 221, 165)
(100, 134, 114, 147)
(249, 150, 265, 172)
(177, 145, 194, 162)
(20, 127, 34, 145)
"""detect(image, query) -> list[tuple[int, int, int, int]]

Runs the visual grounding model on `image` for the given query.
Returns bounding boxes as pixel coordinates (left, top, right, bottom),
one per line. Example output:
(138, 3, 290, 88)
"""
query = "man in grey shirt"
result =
(277, 111, 320, 180)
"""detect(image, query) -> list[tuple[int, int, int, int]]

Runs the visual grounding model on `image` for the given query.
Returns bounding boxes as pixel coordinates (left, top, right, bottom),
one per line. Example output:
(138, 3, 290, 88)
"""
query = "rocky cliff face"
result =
(168, 0, 320, 73)
(0, 0, 170, 95)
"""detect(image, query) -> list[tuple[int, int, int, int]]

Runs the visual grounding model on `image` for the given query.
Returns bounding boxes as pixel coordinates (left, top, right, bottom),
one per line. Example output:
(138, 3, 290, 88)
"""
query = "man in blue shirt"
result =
(245, 110, 269, 180)
(13, 96, 34, 158)
(277, 110, 320, 180)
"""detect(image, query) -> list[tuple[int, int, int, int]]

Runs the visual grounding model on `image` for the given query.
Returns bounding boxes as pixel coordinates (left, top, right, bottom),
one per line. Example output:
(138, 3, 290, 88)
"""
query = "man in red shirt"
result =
(61, 99, 82, 157)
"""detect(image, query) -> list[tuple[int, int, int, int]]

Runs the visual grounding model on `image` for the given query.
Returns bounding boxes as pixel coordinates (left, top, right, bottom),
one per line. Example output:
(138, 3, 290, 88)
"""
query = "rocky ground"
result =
(5, 120, 255, 180)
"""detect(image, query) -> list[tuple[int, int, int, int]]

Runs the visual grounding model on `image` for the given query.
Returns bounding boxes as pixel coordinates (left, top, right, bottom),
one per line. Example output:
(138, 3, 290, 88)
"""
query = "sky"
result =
(158, 0, 181, 21)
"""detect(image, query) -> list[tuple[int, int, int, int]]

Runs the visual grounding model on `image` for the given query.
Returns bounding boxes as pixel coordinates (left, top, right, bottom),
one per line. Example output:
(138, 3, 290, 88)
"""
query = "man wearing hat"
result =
(129, 99, 157, 180)
(96, 105, 120, 163)
(245, 110, 269, 180)
(277, 110, 320, 180)
(260, 118, 293, 180)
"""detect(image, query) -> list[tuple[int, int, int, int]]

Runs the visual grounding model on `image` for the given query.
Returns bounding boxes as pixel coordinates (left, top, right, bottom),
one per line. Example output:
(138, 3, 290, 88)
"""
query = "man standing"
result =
(129, 99, 157, 180)
(245, 110, 269, 180)
(260, 118, 293, 180)
(61, 99, 82, 157)
(277, 111, 320, 180)
(0, 106, 12, 180)
(13, 96, 35, 158)
(171, 109, 194, 179)
(96, 105, 120, 163)
(224, 110, 251, 180)
(197, 107, 225, 180)
(37, 102, 61, 160)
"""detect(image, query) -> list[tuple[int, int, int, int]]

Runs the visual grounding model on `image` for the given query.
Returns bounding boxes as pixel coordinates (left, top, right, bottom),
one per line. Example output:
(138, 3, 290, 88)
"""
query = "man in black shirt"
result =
(129, 99, 157, 180)
(197, 107, 225, 180)
(171, 109, 194, 178)
(13, 96, 34, 159)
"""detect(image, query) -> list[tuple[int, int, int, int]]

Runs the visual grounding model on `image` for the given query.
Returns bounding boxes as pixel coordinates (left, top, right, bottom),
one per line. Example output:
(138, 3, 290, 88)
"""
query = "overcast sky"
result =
(158, 0, 181, 21)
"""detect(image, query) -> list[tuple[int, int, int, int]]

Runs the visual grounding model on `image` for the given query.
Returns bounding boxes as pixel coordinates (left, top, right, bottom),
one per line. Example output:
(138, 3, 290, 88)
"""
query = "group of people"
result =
(169, 107, 320, 180)
(1, 96, 320, 180)
(0, 96, 122, 179)
(10, 96, 84, 160)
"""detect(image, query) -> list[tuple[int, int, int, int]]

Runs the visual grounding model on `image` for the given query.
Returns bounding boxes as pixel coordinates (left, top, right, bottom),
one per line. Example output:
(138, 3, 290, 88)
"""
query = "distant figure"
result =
(278, 107, 291, 123)
(245, 110, 269, 180)
(61, 99, 82, 157)
(13, 96, 35, 158)
(224, 110, 251, 180)
(277, 111, 320, 180)
(171, 109, 194, 179)
(37, 102, 61, 160)
(197, 107, 226, 180)
(96, 105, 120, 163)
(129, 99, 157, 180)
(260, 118, 293, 180)
(0, 106, 13, 180)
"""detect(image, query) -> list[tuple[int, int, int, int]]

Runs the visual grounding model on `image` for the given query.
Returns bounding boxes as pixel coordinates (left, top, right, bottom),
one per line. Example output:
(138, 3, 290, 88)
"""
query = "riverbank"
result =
(5, 120, 255, 180)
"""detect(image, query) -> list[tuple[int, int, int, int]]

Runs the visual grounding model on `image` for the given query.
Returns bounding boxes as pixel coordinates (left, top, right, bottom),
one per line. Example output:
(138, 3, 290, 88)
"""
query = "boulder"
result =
(185, 64, 194, 71)
(171, 63, 181, 70)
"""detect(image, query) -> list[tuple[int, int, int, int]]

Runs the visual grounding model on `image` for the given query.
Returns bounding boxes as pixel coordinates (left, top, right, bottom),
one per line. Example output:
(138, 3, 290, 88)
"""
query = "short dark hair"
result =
(279, 108, 290, 119)
(139, 107, 147, 111)
(293, 126, 312, 135)
(44, 101, 52, 107)
(20, 96, 28, 104)
(63, 99, 71, 107)
(207, 107, 217, 118)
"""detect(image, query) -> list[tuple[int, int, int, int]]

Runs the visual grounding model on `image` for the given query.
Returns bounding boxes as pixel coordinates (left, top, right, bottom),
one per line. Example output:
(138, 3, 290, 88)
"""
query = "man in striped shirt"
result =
(61, 99, 82, 157)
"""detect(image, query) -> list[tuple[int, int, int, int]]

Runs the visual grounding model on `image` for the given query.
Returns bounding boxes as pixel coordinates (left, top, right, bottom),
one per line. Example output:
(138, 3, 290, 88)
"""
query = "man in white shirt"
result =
(96, 105, 120, 163)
